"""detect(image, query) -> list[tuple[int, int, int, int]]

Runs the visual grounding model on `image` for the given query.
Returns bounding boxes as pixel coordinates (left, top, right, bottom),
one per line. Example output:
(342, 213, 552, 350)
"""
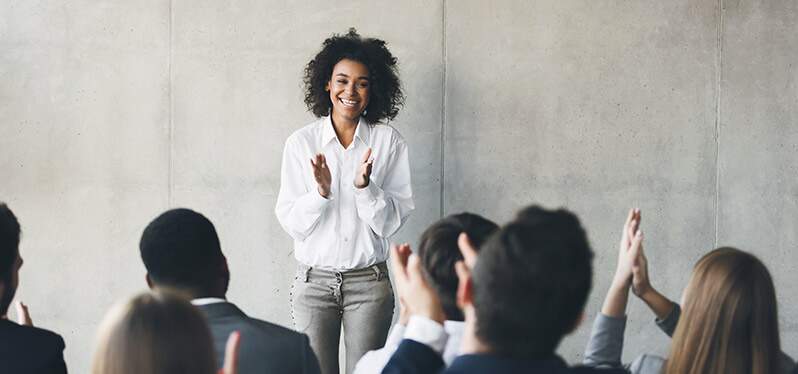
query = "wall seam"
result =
(714, 0, 724, 247)
(439, 0, 447, 218)
(167, 0, 174, 207)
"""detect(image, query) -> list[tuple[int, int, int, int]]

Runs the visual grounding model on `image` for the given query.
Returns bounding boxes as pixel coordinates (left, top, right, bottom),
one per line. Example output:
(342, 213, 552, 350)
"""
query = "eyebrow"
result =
(335, 73, 369, 80)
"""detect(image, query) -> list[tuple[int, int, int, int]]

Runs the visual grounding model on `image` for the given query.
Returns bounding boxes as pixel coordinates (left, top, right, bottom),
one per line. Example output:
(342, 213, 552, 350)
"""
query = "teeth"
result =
(340, 98, 358, 107)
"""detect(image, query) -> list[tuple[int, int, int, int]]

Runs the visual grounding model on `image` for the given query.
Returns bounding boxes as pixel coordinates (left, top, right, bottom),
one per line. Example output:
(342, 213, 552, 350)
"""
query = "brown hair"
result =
(92, 290, 217, 374)
(664, 247, 781, 374)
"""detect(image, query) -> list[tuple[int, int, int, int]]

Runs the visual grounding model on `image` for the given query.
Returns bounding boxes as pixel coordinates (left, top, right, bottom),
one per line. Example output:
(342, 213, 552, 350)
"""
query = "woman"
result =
(584, 209, 794, 374)
(275, 29, 414, 374)
(92, 291, 240, 374)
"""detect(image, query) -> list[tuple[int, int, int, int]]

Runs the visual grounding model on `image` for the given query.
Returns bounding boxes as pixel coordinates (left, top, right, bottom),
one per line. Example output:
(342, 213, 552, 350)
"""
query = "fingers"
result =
(361, 147, 372, 164)
(389, 244, 412, 288)
(222, 331, 241, 374)
(15, 301, 32, 326)
(458, 233, 478, 269)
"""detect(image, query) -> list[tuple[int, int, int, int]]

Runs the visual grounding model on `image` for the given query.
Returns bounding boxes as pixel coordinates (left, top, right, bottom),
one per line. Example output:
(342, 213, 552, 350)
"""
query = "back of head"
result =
(471, 206, 593, 358)
(139, 208, 226, 296)
(0, 203, 21, 315)
(417, 213, 498, 321)
(92, 290, 217, 374)
(666, 247, 781, 374)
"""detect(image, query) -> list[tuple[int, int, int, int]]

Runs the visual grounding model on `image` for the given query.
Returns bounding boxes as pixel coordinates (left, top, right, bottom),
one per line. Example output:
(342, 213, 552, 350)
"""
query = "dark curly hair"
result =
(303, 28, 404, 124)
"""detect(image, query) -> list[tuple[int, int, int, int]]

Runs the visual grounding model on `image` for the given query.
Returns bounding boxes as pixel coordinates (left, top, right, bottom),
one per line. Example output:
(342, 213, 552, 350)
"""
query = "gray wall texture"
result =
(1, 0, 796, 372)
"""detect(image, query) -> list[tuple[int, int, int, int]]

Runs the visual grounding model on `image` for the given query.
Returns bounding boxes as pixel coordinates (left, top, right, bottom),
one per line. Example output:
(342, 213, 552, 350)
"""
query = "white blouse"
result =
(275, 116, 414, 270)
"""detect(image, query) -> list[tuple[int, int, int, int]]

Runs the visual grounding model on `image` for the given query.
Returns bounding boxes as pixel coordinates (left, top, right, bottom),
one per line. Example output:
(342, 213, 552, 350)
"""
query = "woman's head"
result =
(666, 247, 780, 374)
(304, 28, 404, 124)
(92, 290, 217, 374)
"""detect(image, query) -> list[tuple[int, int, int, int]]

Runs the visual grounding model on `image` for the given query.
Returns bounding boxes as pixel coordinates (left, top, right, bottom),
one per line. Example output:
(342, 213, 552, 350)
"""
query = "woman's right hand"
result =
(310, 154, 332, 198)
(631, 240, 652, 298)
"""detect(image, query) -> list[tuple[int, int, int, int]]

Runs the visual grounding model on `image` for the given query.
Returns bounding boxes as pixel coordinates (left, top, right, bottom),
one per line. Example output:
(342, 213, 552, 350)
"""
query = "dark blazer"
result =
(196, 302, 320, 374)
(0, 319, 67, 374)
(382, 339, 628, 374)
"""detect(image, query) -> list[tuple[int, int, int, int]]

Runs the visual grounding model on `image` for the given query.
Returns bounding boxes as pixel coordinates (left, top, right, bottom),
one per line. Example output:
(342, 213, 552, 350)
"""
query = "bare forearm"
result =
(601, 281, 630, 318)
(640, 288, 674, 320)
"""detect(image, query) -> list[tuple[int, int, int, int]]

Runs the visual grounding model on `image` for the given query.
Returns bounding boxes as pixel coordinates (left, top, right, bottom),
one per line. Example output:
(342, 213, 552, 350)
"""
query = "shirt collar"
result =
(320, 116, 371, 149)
(190, 297, 227, 306)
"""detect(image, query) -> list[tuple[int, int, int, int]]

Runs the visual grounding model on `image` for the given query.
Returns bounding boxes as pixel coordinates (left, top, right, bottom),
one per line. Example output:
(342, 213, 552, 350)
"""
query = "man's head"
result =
(0, 203, 23, 316)
(417, 213, 498, 321)
(465, 206, 593, 358)
(139, 209, 229, 298)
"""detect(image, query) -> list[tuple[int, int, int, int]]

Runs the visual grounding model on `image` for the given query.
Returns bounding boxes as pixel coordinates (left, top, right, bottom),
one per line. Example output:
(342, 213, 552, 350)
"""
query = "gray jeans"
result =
(290, 262, 394, 374)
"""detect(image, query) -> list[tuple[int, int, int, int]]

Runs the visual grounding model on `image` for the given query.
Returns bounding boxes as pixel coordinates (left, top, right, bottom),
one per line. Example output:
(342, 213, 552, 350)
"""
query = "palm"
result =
(311, 154, 332, 197)
(354, 148, 373, 188)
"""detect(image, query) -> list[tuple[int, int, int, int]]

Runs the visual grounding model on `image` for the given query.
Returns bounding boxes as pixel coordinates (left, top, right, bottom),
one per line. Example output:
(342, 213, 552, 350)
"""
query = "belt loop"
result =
(371, 264, 383, 281)
(303, 266, 311, 282)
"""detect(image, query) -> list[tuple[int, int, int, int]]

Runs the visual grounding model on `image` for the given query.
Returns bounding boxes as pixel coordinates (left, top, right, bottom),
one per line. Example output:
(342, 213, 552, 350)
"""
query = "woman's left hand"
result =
(354, 147, 374, 188)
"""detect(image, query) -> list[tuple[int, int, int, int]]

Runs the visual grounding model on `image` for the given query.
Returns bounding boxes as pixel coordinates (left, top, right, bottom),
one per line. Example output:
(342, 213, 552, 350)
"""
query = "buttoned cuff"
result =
(404, 315, 448, 355)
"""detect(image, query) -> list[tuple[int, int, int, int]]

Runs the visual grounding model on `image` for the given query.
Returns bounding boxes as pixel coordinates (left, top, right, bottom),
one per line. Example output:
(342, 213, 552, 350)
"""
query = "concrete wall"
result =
(1, 0, 795, 371)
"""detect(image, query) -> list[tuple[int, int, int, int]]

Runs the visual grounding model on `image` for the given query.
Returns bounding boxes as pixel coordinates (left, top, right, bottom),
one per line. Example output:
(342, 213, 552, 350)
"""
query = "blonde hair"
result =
(92, 290, 217, 374)
(665, 247, 781, 374)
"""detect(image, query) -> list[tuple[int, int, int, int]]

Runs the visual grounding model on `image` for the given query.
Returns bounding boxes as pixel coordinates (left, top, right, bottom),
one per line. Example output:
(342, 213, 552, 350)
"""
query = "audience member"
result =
(139, 208, 320, 374)
(584, 208, 794, 373)
(0, 203, 67, 373)
(353, 213, 498, 374)
(382, 205, 627, 374)
(91, 290, 240, 374)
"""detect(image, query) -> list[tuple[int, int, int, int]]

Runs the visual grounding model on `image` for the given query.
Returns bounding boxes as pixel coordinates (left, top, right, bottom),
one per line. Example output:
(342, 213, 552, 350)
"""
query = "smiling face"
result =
(326, 58, 370, 124)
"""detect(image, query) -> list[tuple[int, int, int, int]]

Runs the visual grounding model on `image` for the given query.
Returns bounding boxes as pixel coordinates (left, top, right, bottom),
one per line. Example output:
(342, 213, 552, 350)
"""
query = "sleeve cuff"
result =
(305, 189, 333, 211)
(384, 323, 407, 347)
(655, 302, 681, 336)
(353, 180, 380, 201)
(404, 315, 448, 355)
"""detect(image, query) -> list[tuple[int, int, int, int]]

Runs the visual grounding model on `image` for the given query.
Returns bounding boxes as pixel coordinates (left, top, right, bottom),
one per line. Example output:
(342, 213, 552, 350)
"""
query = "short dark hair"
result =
(139, 209, 225, 295)
(417, 213, 498, 321)
(303, 28, 404, 124)
(0, 203, 21, 281)
(471, 206, 593, 358)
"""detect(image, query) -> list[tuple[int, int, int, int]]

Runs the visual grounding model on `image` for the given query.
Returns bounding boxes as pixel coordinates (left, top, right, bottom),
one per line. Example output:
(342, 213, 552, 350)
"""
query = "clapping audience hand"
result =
(219, 331, 241, 374)
(389, 244, 446, 324)
(601, 208, 643, 317)
(310, 154, 332, 198)
(15, 301, 32, 326)
(354, 148, 373, 189)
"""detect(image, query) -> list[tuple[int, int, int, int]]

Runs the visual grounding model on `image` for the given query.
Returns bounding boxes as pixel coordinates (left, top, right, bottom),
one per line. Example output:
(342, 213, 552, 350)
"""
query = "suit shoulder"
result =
(15, 324, 65, 349)
(246, 317, 308, 341)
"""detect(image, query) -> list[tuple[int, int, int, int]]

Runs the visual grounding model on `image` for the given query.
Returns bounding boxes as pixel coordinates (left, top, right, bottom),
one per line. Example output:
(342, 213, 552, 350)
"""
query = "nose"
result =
(345, 82, 356, 96)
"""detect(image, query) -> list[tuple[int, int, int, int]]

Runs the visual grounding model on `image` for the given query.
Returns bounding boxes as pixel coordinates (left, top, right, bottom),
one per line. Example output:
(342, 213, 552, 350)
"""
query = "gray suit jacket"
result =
(583, 304, 795, 373)
(197, 302, 320, 374)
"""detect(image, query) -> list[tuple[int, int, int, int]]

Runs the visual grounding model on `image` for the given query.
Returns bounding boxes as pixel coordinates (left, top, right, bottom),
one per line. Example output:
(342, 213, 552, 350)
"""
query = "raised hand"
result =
(15, 301, 32, 326)
(310, 154, 332, 198)
(631, 241, 651, 297)
(354, 148, 373, 189)
(612, 208, 642, 288)
(218, 331, 241, 374)
(390, 243, 446, 323)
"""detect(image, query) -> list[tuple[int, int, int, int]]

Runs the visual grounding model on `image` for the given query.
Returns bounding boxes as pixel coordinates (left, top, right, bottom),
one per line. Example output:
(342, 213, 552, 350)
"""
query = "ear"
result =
(145, 274, 154, 290)
(567, 311, 585, 334)
(455, 261, 473, 310)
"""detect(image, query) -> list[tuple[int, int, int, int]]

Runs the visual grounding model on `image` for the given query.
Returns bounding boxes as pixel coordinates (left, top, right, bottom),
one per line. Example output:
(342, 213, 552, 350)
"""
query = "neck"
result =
(459, 307, 492, 355)
(330, 113, 358, 148)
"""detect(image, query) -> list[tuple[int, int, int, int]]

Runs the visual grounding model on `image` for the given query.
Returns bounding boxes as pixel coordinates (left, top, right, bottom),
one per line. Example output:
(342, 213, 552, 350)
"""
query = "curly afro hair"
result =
(304, 28, 404, 124)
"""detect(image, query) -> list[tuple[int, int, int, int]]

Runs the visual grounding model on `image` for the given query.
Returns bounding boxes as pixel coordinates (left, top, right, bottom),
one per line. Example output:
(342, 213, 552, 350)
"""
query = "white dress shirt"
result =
(190, 297, 227, 306)
(353, 317, 465, 374)
(275, 116, 414, 270)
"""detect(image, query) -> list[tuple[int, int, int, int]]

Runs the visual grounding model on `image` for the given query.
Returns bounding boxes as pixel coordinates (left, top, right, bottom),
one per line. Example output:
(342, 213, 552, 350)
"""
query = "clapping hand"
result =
(218, 331, 241, 374)
(310, 154, 332, 198)
(611, 208, 643, 289)
(16, 301, 32, 326)
(390, 244, 446, 324)
(354, 148, 373, 189)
